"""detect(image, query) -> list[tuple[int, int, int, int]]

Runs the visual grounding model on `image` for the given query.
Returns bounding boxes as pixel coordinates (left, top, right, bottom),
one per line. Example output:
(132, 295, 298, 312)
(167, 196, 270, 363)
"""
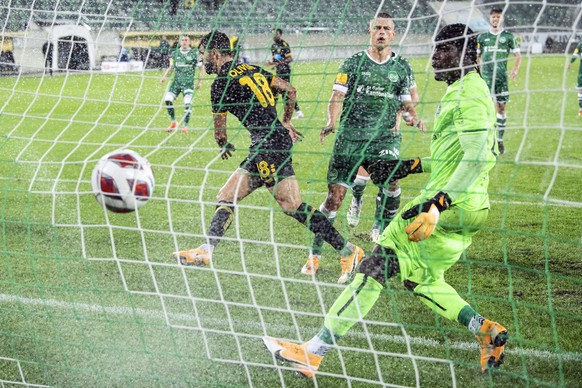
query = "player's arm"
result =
(270, 76, 303, 142)
(321, 89, 345, 144)
(509, 50, 521, 80)
(213, 113, 235, 160)
(281, 49, 294, 65)
(160, 58, 173, 84)
(195, 62, 206, 89)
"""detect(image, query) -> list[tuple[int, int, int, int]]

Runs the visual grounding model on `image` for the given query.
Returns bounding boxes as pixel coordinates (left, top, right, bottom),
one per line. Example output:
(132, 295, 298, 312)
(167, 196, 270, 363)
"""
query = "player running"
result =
(477, 7, 521, 154)
(264, 24, 508, 378)
(304, 13, 424, 277)
(160, 35, 205, 133)
(172, 31, 363, 284)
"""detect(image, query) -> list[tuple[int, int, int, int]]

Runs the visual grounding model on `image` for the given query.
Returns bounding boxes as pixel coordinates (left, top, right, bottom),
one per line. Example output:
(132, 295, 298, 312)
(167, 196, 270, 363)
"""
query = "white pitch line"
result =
(1, 293, 581, 362)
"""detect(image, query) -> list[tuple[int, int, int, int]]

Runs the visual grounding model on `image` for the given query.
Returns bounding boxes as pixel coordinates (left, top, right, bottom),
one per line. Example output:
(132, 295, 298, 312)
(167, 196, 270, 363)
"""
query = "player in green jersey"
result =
(160, 35, 205, 133)
(302, 13, 424, 283)
(347, 79, 420, 242)
(477, 7, 521, 154)
(567, 38, 582, 117)
(264, 23, 508, 378)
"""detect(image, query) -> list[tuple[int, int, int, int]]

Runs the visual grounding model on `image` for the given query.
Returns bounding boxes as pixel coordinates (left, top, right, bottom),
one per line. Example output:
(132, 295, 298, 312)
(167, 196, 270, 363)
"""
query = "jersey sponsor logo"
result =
(356, 84, 394, 98)
(388, 71, 399, 83)
(335, 73, 348, 84)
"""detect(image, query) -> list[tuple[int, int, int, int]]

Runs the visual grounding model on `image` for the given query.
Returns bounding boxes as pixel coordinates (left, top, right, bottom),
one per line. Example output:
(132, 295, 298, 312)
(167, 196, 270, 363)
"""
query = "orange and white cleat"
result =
(166, 121, 178, 132)
(301, 255, 320, 275)
(338, 245, 364, 284)
(172, 245, 211, 266)
(262, 336, 323, 378)
(476, 319, 509, 373)
(181, 126, 188, 133)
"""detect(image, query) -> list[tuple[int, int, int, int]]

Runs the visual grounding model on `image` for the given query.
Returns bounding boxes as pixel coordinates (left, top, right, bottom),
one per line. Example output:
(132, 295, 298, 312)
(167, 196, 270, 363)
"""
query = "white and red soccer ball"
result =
(91, 149, 155, 213)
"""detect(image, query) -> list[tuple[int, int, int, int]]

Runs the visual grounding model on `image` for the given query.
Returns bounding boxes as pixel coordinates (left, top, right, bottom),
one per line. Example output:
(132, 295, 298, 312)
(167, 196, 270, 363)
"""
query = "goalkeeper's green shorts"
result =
(377, 195, 489, 285)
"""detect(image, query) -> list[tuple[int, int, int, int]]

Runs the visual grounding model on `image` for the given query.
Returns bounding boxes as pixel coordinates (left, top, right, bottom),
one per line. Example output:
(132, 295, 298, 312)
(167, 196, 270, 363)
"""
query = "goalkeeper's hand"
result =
(401, 191, 452, 242)
(219, 142, 235, 160)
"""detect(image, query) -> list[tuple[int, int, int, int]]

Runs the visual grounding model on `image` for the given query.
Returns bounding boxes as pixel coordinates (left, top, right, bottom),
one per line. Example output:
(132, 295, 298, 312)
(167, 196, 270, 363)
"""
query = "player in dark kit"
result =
(266, 28, 304, 118)
(172, 31, 363, 283)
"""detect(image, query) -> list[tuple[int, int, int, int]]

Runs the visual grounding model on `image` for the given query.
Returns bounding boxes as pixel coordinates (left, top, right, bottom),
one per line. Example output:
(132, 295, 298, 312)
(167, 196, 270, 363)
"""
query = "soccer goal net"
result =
(1, 0, 581, 386)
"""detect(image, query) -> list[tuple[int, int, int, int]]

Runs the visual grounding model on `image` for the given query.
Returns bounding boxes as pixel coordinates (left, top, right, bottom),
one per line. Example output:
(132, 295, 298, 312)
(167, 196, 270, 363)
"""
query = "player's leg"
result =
(371, 180, 400, 242)
(263, 242, 399, 378)
(495, 77, 509, 154)
(309, 141, 359, 268)
(397, 205, 508, 372)
(269, 170, 362, 283)
(347, 166, 369, 228)
(173, 168, 257, 266)
(164, 86, 178, 131)
(182, 89, 194, 132)
(262, 150, 364, 283)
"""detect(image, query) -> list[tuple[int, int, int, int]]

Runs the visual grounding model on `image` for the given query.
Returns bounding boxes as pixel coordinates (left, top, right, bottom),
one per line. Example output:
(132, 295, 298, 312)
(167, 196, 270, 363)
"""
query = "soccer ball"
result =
(91, 149, 155, 213)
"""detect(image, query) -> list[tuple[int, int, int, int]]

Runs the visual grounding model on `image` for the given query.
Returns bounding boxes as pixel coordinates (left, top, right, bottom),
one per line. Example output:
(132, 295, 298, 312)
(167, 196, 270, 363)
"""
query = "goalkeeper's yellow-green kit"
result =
(323, 71, 498, 338)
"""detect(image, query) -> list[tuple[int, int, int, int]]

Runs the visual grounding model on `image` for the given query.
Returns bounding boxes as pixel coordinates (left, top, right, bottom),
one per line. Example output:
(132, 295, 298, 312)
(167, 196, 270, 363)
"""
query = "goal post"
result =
(1, 0, 582, 386)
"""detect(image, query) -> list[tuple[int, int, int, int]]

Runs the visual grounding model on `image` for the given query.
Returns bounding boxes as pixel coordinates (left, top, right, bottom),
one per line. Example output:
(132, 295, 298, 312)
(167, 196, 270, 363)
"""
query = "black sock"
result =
(207, 201, 234, 247)
(165, 100, 175, 121)
(291, 203, 345, 252)
(184, 104, 192, 125)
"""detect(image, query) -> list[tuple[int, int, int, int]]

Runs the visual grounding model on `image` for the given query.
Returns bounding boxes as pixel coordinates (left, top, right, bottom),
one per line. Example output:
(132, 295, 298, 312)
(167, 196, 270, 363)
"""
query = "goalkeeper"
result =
(264, 24, 508, 377)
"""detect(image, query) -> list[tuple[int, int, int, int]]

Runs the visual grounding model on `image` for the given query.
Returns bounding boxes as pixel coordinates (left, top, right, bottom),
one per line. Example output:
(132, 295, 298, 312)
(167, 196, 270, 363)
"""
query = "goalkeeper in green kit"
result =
(264, 24, 508, 377)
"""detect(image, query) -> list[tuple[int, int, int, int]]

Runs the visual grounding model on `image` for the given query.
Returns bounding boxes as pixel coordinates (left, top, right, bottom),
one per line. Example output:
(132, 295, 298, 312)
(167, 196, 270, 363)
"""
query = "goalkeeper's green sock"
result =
(457, 305, 485, 334)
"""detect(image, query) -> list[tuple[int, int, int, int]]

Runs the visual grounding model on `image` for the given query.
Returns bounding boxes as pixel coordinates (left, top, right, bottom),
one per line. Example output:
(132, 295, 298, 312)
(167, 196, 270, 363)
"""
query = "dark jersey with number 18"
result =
(211, 61, 290, 150)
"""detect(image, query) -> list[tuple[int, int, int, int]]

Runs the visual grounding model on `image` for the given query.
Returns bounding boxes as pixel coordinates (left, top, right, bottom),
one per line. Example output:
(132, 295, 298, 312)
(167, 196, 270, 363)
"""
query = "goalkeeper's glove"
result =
(369, 157, 424, 183)
(219, 142, 236, 160)
(401, 191, 452, 242)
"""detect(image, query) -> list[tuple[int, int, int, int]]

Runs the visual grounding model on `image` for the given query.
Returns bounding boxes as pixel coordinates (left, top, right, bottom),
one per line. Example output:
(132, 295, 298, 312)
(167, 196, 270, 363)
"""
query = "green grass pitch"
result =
(0, 55, 581, 387)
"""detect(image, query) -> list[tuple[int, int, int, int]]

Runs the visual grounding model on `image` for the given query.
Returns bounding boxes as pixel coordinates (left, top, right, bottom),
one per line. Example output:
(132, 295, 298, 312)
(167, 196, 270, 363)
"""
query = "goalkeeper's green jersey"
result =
(171, 48, 199, 83)
(477, 30, 520, 79)
(422, 71, 497, 211)
(333, 51, 414, 141)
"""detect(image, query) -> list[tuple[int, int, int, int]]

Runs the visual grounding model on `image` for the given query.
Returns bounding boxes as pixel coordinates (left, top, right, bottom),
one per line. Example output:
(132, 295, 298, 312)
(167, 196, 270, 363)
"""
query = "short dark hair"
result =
(199, 30, 231, 55)
(435, 23, 478, 65)
(490, 7, 503, 15)
(376, 12, 393, 19)
(275, 28, 283, 35)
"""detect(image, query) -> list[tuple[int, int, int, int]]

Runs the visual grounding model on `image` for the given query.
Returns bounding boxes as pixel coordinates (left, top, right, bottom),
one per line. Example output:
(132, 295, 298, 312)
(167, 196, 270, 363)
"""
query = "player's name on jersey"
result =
(229, 63, 258, 76)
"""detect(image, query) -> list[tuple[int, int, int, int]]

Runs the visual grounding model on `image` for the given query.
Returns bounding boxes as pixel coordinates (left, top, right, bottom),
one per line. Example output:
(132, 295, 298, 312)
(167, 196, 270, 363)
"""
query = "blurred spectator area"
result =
(1, 0, 581, 50)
